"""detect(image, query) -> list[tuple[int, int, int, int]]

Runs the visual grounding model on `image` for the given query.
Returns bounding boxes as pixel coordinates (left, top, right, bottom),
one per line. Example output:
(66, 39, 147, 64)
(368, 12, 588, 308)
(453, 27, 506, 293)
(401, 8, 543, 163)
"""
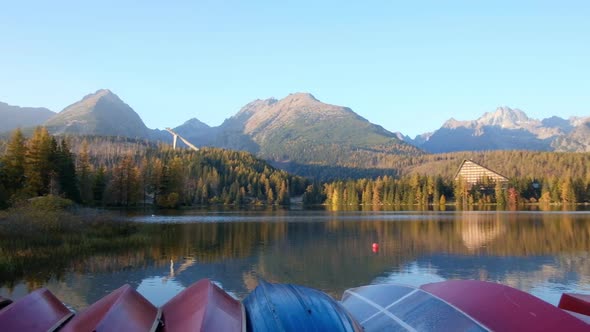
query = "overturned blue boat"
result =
(244, 279, 361, 331)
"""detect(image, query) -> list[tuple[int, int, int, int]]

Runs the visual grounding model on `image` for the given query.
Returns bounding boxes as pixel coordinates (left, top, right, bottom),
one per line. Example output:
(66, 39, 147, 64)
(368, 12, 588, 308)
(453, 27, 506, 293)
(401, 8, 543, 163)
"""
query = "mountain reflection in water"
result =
(1, 210, 589, 310)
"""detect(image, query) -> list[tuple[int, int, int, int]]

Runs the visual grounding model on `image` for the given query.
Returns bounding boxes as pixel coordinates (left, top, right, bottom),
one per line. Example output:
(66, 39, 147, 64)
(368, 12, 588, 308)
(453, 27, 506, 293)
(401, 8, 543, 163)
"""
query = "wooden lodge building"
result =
(454, 159, 509, 187)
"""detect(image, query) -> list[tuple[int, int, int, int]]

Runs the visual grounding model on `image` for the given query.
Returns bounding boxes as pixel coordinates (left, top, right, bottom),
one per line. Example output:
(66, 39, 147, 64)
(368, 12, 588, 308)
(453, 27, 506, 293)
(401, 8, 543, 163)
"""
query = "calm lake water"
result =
(2, 209, 590, 310)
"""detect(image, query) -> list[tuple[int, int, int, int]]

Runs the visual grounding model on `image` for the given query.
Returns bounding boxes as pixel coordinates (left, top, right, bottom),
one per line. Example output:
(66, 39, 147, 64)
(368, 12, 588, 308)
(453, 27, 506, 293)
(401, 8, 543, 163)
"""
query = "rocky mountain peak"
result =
(478, 107, 530, 128)
(82, 88, 115, 99)
(442, 117, 469, 129)
(94, 88, 113, 96)
(542, 116, 573, 133)
(44, 89, 148, 137)
(76, 89, 121, 109)
(281, 92, 319, 104)
(181, 118, 210, 129)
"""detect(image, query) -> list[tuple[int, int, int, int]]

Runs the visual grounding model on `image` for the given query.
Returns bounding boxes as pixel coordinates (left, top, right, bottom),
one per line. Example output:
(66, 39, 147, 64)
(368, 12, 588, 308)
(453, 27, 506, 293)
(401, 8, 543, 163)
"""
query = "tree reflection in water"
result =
(1, 210, 589, 309)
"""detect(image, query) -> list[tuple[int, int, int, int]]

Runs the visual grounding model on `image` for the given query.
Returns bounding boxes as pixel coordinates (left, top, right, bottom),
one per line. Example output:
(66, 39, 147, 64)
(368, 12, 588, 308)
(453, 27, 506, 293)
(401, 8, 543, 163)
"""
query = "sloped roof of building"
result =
(453, 159, 509, 183)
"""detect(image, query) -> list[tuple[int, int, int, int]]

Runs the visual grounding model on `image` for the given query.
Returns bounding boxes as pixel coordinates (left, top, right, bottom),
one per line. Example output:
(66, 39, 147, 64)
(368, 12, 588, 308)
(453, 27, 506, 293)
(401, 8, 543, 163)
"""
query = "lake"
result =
(1, 209, 590, 310)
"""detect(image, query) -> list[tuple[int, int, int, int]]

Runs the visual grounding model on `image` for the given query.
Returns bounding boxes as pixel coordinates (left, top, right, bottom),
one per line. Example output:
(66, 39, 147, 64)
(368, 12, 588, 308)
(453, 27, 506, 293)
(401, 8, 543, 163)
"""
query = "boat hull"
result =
(161, 278, 245, 332)
(244, 279, 361, 332)
(0, 288, 73, 332)
(61, 284, 160, 332)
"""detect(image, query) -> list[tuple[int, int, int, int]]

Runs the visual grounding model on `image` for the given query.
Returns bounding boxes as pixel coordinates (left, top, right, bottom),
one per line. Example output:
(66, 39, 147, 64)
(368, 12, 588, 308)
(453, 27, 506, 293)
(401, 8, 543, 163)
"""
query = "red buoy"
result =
(372, 243, 379, 253)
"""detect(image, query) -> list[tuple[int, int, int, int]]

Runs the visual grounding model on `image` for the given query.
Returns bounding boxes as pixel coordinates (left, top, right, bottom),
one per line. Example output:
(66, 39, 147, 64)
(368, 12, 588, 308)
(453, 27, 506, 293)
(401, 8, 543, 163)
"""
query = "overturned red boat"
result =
(61, 284, 160, 332)
(0, 279, 588, 331)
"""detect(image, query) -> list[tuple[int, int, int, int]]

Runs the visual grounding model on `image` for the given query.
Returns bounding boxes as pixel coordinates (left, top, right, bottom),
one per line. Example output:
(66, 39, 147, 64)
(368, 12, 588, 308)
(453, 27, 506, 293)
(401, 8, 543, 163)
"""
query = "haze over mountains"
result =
(0, 102, 55, 133)
(407, 107, 590, 153)
(44, 89, 152, 138)
(2, 90, 589, 165)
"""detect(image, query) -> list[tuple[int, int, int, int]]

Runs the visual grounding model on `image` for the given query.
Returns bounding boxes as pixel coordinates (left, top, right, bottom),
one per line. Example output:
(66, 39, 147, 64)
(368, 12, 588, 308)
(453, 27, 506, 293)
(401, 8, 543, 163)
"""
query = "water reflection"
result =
(1, 211, 590, 309)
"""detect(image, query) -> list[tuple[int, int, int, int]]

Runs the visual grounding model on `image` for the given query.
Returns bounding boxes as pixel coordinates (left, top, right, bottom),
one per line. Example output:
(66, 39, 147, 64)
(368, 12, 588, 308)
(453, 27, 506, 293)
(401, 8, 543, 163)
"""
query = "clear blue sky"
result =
(1, 1, 588, 137)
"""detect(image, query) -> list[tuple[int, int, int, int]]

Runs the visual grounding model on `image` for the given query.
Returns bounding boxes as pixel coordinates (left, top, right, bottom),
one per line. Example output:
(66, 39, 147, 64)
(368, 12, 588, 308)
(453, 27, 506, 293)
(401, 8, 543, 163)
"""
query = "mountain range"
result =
(405, 107, 590, 153)
(1, 90, 589, 167)
(0, 102, 55, 133)
(174, 93, 420, 165)
(44, 89, 152, 138)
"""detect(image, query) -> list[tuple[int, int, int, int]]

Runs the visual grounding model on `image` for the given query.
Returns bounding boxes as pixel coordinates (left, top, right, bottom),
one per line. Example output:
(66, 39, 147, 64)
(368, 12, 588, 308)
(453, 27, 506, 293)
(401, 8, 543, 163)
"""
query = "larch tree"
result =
(24, 127, 55, 197)
(1, 128, 27, 198)
(77, 140, 93, 203)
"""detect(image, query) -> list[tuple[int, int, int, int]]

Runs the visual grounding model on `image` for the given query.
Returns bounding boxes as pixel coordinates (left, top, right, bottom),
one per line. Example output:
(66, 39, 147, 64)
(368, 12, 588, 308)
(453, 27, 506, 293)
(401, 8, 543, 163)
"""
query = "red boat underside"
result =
(161, 278, 245, 332)
(421, 280, 590, 331)
(61, 284, 128, 332)
(61, 284, 160, 332)
(0, 295, 12, 310)
(0, 288, 73, 332)
(0, 279, 245, 332)
(559, 293, 590, 318)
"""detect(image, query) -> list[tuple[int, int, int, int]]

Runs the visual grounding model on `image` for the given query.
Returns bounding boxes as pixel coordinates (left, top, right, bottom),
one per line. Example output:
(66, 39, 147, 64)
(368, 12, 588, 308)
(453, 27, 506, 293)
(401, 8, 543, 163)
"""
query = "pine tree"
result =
(302, 183, 324, 205)
(1, 128, 27, 198)
(348, 183, 359, 208)
(362, 182, 373, 206)
(55, 139, 80, 202)
(25, 127, 55, 196)
(372, 178, 383, 206)
(277, 181, 289, 205)
(93, 166, 106, 204)
(113, 154, 140, 206)
(77, 140, 93, 203)
(0, 161, 8, 208)
(0, 181, 8, 209)
(495, 180, 506, 208)
(454, 177, 468, 208)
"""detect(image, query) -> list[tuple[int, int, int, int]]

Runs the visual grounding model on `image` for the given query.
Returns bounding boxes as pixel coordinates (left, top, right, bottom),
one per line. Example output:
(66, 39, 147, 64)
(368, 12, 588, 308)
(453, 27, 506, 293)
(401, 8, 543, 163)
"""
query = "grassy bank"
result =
(0, 195, 152, 286)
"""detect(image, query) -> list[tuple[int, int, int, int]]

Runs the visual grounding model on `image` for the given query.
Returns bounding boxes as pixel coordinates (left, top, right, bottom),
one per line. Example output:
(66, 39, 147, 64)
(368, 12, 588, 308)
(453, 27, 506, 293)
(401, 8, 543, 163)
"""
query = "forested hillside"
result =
(276, 149, 590, 183)
(1, 127, 589, 210)
(401, 150, 590, 179)
(0, 128, 307, 209)
(312, 169, 589, 209)
(304, 150, 590, 207)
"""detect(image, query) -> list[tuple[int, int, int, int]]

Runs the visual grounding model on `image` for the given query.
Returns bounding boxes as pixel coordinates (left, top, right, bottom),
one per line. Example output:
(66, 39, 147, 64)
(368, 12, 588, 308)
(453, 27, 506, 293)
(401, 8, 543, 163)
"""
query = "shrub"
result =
(29, 195, 73, 211)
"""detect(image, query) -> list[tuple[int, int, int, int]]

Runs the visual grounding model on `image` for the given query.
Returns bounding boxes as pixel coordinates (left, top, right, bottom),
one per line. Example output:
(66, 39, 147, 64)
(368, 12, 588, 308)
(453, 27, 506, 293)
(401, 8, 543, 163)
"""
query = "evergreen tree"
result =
(1, 128, 27, 199)
(93, 166, 107, 204)
(348, 182, 359, 208)
(561, 177, 576, 204)
(77, 140, 93, 203)
(24, 127, 55, 196)
(55, 139, 80, 202)
(372, 178, 383, 206)
(277, 181, 289, 205)
(362, 182, 373, 206)
(302, 183, 324, 205)
(495, 180, 506, 208)
(550, 177, 560, 203)
(454, 177, 468, 208)
(0, 181, 8, 209)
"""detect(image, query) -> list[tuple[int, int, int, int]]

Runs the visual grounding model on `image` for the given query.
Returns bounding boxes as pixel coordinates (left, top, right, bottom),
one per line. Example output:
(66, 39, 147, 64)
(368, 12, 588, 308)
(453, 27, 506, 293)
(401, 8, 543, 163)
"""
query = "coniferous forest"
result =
(0, 127, 589, 210)
(0, 128, 307, 209)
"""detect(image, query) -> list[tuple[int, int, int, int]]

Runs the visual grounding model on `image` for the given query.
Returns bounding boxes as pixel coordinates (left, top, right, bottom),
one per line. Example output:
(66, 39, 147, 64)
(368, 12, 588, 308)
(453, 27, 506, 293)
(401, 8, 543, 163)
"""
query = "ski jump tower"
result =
(165, 128, 200, 151)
